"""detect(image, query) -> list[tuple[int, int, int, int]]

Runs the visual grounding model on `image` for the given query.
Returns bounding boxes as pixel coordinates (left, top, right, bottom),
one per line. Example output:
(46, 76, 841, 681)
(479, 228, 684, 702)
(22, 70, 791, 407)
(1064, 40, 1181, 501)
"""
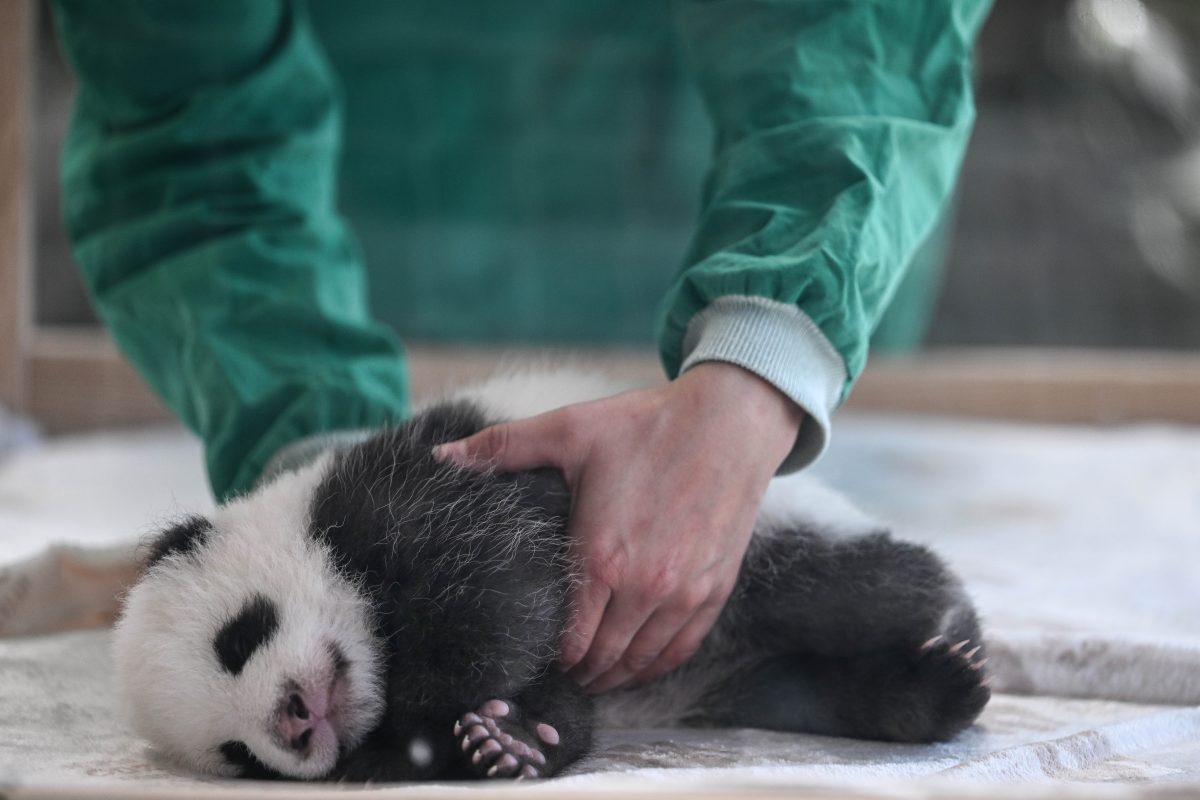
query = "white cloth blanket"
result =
(2, 416, 1199, 797)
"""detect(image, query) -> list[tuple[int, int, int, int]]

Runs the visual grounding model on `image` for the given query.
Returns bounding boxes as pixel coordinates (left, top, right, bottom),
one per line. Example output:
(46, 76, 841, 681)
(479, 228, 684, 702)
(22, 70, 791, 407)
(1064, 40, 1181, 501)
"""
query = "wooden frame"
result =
(13, 332, 1200, 433)
(3, 0, 1200, 433)
(1, 0, 33, 416)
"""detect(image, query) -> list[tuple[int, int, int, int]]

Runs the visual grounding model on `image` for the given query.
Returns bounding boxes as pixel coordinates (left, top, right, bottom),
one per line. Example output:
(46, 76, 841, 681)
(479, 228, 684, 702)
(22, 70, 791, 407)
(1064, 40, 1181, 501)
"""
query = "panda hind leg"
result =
(705, 525, 991, 742)
(702, 636, 990, 743)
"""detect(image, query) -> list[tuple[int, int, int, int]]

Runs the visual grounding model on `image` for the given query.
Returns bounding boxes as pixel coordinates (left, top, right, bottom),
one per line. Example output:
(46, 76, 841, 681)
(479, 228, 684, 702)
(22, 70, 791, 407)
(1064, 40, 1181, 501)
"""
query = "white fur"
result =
(440, 366, 640, 421)
(113, 455, 384, 778)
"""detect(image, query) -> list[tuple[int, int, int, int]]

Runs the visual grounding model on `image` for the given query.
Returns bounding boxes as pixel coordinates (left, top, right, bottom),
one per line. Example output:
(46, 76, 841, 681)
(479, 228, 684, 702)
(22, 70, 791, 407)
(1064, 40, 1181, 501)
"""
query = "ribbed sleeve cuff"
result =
(679, 296, 847, 474)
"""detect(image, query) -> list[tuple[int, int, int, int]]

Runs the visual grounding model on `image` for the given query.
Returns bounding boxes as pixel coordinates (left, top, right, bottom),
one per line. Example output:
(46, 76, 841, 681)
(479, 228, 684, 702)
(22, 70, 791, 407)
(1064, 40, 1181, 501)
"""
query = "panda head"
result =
(112, 456, 385, 779)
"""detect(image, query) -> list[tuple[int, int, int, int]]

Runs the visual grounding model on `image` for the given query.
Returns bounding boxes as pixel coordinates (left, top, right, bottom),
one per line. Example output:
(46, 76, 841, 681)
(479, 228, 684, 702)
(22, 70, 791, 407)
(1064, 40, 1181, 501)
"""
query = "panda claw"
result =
(921, 635, 944, 651)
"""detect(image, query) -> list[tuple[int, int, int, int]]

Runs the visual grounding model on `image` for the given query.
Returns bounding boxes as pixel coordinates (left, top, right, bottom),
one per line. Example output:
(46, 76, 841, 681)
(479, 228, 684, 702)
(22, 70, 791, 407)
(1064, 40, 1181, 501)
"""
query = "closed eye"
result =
(214, 595, 279, 675)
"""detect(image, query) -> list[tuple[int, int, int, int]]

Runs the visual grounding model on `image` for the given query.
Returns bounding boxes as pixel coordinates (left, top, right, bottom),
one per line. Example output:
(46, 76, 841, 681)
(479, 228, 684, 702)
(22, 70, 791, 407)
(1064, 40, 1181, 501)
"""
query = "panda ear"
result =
(145, 515, 213, 568)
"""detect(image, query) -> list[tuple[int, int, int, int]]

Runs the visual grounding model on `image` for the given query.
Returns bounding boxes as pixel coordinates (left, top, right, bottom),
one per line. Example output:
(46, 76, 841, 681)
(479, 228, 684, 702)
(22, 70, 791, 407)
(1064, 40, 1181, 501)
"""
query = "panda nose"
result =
(290, 727, 313, 752)
(288, 693, 309, 721)
(280, 690, 322, 753)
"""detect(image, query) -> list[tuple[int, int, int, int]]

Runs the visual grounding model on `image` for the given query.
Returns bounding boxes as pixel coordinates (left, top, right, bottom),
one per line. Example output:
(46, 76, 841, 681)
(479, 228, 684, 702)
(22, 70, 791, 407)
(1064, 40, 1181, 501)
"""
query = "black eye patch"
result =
(214, 595, 279, 675)
(219, 740, 284, 780)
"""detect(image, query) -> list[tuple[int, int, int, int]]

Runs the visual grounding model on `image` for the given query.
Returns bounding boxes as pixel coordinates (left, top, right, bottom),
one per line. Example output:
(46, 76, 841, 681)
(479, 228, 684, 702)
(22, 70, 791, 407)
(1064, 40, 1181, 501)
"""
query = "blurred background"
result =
(29, 0, 1200, 351)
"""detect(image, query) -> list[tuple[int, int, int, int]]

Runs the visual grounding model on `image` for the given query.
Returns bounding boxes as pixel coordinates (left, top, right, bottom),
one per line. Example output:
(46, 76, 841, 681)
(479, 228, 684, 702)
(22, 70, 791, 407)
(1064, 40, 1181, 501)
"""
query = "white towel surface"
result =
(2, 414, 1199, 796)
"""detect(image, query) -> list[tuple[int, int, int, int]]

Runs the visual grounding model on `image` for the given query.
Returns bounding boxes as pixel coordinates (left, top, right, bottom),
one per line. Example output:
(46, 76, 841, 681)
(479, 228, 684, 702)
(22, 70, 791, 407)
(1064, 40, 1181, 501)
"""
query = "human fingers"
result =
(581, 597, 702, 694)
(432, 408, 575, 472)
(559, 572, 612, 670)
(629, 595, 727, 686)
(566, 585, 658, 688)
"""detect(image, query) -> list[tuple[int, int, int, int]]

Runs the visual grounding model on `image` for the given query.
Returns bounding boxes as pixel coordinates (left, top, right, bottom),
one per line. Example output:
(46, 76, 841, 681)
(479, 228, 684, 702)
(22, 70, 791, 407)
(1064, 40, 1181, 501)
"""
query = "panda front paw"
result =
(455, 699, 559, 779)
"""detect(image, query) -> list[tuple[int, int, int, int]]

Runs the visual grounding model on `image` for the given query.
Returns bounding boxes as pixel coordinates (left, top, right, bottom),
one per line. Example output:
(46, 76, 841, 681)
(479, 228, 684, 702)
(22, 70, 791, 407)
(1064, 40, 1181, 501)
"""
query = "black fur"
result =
(688, 531, 989, 742)
(220, 740, 284, 780)
(146, 515, 212, 567)
(305, 401, 587, 781)
(231, 399, 989, 780)
(214, 595, 280, 676)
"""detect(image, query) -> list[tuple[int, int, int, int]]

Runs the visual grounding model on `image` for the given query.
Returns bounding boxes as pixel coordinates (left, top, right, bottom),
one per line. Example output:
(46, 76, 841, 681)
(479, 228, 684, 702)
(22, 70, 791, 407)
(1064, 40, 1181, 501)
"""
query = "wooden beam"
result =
(27, 330, 174, 432)
(0, 0, 33, 412)
(27, 334, 1200, 433)
(846, 348, 1200, 424)
(25, 330, 665, 433)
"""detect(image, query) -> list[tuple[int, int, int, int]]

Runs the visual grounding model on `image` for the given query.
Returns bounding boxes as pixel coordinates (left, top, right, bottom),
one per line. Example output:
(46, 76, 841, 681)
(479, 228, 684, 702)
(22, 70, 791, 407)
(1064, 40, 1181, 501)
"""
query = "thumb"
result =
(432, 411, 569, 472)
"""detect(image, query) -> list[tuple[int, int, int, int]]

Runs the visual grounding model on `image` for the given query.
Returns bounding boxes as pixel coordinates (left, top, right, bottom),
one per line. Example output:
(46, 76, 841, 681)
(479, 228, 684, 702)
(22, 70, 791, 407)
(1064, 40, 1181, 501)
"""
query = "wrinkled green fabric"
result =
(54, 1, 410, 499)
(659, 0, 991, 390)
(52, 0, 990, 500)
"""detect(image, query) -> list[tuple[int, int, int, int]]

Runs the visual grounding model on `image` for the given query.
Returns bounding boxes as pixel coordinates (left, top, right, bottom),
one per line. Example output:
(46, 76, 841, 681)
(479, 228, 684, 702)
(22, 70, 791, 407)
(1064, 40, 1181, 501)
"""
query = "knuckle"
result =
(560, 643, 583, 665)
(483, 424, 510, 462)
(677, 583, 712, 612)
(588, 549, 628, 589)
(660, 643, 701, 672)
(550, 406, 587, 448)
(637, 571, 677, 606)
(559, 630, 591, 666)
(621, 648, 659, 673)
(714, 574, 738, 602)
(552, 404, 583, 432)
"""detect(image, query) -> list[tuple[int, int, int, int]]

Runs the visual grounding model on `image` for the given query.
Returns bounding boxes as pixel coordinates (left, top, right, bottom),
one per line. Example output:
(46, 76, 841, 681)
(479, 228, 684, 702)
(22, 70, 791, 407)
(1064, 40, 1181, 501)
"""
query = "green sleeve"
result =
(53, 0, 409, 501)
(658, 0, 992, 396)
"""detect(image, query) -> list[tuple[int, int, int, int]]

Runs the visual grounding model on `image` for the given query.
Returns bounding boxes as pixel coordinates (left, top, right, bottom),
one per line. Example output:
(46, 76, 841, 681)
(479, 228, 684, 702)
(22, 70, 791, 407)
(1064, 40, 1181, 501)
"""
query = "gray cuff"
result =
(256, 429, 372, 488)
(679, 296, 847, 474)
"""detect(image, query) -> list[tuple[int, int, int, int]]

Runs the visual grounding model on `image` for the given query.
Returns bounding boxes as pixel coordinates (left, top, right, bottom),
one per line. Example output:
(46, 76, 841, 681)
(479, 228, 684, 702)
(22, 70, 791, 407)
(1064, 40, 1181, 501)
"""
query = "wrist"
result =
(676, 296, 845, 474)
(675, 362, 805, 471)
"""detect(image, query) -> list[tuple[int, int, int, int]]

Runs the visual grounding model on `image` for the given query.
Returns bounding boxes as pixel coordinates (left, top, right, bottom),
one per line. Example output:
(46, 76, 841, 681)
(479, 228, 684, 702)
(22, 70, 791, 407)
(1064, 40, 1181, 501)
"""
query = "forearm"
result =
(661, 0, 992, 469)
(54, 0, 409, 500)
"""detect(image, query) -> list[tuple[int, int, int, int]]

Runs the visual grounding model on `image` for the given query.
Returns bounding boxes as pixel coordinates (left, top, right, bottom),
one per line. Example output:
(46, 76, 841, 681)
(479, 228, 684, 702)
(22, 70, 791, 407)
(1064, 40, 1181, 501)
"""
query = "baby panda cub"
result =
(113, 371, 990, 782)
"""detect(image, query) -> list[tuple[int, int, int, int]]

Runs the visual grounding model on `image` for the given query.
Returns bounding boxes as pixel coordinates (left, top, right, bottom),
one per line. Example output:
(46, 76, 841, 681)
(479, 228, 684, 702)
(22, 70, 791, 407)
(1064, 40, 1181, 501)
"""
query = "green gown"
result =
(51, 0, 991, 500)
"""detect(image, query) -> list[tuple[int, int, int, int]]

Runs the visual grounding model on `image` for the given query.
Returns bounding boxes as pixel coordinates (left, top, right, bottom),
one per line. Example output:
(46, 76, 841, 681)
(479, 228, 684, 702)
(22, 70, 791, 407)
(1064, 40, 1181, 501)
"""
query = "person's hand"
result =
(433, 362, 803, 692)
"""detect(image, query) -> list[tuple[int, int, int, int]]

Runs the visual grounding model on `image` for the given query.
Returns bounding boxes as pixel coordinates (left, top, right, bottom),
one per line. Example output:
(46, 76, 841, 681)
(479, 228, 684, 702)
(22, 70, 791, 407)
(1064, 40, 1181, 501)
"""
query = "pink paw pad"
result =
(455, 699, 554, 780)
